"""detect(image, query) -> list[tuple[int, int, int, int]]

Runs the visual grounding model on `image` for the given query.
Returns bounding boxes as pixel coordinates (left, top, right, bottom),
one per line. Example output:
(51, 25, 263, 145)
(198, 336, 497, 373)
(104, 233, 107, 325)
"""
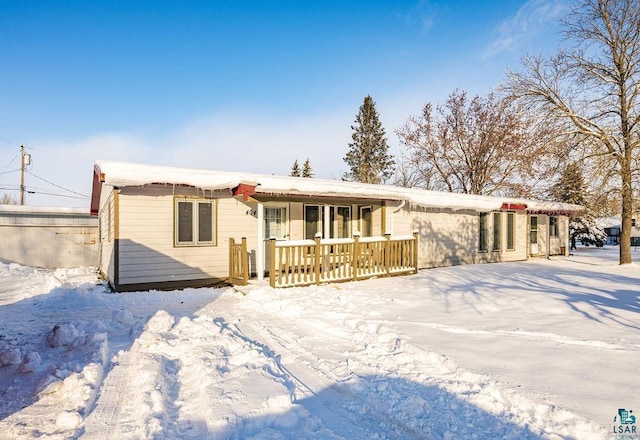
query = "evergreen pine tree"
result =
(302, 158, 313, 178)
(343, 95, 394, 184)
(550, 162, 586, 205)
(290, 160, 301, 177)
(551, 162, 606, 247)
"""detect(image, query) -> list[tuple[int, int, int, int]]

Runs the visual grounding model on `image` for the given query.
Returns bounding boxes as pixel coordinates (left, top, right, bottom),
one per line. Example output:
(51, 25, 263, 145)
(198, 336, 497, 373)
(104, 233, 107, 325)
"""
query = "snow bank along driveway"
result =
(0, 247, 636, 439)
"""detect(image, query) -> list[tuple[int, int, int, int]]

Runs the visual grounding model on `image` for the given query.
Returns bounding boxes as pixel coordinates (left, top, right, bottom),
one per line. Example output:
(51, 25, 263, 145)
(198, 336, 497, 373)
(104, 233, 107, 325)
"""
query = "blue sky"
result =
(0, 0, 568, 207)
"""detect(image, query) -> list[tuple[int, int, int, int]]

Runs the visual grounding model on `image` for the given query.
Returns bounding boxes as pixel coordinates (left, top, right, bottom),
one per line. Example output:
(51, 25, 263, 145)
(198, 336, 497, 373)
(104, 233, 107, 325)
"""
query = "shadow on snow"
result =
(203, 375, 546, 440)
(0, 274, 223, 431)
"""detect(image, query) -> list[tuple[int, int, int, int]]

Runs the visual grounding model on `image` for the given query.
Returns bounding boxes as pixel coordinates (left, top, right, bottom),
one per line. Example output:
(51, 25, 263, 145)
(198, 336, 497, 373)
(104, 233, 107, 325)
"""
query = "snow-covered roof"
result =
(0, 205, 91, 215)
(94, 160, 583, 214)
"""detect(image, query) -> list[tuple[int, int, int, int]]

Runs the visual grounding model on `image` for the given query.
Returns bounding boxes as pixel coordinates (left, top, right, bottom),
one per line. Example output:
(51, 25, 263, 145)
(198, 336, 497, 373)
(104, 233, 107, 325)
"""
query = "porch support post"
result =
(269, 238, 276, 288)
(314, 234, 322, 285)
(384, 233, 391, 276)
(323, 204, 330, 239)
(547, 214, 551, 260)
(413, 230, 419, 273)
(257, 202, 264, 280)
(352, 232, 360, 281)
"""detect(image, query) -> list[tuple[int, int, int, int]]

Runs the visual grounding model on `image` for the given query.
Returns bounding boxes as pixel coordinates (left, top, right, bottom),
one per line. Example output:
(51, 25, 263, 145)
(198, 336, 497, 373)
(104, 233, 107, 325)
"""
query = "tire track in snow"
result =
(232, 319, 435, 439)
(404, 321, 638, 350)
(83, 311, 182, 439)
(82, 351, 132, 439)
(234, 315, 608, 440)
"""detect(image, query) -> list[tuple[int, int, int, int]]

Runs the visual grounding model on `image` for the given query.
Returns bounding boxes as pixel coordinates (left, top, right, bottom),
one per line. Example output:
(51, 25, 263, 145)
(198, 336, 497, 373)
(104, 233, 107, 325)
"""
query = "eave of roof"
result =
(92, 160, 583, 215)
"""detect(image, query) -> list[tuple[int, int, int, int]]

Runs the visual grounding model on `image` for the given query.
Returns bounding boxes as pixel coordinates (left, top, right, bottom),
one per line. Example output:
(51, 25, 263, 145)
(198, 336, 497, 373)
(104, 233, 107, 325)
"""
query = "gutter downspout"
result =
(390, 199, 407, 235)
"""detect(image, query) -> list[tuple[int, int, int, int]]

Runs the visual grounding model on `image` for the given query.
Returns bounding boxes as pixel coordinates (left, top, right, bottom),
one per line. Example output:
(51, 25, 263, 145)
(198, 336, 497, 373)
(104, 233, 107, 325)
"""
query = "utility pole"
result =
(19, 145, 30, 205)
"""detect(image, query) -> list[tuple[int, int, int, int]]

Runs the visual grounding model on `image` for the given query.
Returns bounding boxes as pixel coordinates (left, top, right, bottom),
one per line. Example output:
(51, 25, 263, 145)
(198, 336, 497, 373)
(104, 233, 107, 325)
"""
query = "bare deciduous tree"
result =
(1, 193, 17, 205)
(396, 89, 558, 197)
(504, 0, 640, 264)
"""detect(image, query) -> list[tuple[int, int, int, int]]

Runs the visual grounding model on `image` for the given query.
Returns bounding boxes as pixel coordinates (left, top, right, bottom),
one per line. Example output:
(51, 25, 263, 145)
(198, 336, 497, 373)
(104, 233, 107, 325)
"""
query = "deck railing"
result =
(269, 232, 418, 288)
(228, 237, 249, 286)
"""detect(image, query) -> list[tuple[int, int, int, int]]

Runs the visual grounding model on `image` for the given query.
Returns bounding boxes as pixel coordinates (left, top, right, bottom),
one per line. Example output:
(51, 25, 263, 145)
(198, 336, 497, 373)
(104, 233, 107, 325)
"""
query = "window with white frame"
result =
(330, 206, 351, 238)
(549, 216, 559, 237)
(107, 202, 112, 242)
(304, 205, 322, 239)
(492, 212, 502, 251)
(360, 206, 372, 237)
(175, 198, 216, 246)
(506, 212, 515, 251)
(264, 206, 288, 240)
(479, 213, 489, 252)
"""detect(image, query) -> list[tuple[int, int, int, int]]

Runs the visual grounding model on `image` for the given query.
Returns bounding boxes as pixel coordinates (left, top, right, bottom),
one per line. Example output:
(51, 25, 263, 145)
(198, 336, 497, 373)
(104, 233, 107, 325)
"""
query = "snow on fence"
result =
(268, 232, 419, 288)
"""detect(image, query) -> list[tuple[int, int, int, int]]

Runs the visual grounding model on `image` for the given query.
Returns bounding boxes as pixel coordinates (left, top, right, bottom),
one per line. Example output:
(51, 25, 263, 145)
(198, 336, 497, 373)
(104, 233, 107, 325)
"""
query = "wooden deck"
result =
(267, 233, 418, 288)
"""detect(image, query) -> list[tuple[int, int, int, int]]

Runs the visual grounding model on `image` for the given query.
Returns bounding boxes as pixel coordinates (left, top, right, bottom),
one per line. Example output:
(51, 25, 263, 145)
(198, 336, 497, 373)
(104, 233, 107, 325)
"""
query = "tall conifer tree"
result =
(343, 95, 394, 184)
(290, 160, 301, 177)
(551, 162, 606, 246)
(302, 158, 313, 178)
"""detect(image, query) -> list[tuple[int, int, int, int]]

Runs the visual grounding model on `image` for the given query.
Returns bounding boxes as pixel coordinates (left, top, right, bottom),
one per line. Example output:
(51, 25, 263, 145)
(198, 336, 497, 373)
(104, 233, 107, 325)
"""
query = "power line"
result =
(0, 187, 88, 200)
(0, 136, 21, 147)
(25, 170, 90, 198)
(27, 191, 89, 200)
(1, 144, 91, 203)
(0, 137, 22, 171)
(1, 153, 20, 170)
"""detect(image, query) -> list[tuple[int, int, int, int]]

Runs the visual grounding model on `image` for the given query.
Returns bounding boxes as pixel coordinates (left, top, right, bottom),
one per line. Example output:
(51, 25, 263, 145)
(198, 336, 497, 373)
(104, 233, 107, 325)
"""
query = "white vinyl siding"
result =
(391, 205, 528, 268)
(115, 187, 256, 286)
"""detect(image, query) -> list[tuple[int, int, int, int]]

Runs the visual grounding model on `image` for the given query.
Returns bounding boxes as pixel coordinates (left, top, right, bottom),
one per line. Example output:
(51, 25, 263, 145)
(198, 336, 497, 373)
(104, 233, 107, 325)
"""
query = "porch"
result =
(229, 233, 419, 288)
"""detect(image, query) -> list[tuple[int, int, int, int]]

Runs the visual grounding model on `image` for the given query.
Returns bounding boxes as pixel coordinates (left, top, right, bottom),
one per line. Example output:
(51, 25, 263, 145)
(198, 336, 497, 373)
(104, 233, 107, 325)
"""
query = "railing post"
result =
(269, 238, 276, 288)
(413, 230, 419, 274)
(384, 233, 391, 276)
(352, 231, 360, 281)
(229, 237, 235, 284)
(314, 233, 322, 285)
(241, 237, 248, 285)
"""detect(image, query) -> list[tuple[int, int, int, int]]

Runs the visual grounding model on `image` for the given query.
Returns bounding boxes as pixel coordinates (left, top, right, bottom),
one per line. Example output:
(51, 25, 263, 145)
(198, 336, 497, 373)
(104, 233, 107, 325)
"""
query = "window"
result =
(304, 205, 322, 239)
(479, 213, 488, 252)
(330, 206, 351, 238)
(492, 212, 502, 251)
(507, 212, 515, 251)
(265, 207, 287, 239)
(175, 198, 216, 246)
(360, 206, 372, 237)
(107, 202, 112, 242)
(530, 216, 538, 245)
(549, 216, 559, 237)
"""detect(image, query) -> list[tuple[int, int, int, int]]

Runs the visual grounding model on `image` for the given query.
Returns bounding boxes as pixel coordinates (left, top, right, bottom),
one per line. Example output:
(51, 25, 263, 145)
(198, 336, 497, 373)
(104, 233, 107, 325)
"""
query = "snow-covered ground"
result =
(1, 246, 638, 439)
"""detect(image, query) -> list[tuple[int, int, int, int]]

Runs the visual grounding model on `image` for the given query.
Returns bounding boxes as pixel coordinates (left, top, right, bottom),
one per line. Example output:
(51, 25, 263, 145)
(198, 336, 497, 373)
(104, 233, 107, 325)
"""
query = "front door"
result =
(529, 216, 539, 255)
(264, 206, 288, 272)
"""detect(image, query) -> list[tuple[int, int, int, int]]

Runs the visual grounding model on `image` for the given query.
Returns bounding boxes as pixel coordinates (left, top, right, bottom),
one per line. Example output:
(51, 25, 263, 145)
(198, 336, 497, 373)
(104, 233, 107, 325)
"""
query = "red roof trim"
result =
(232, 183, 256, 201)
(90, 165, 103, 216)
(501, 203, 527, 210)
